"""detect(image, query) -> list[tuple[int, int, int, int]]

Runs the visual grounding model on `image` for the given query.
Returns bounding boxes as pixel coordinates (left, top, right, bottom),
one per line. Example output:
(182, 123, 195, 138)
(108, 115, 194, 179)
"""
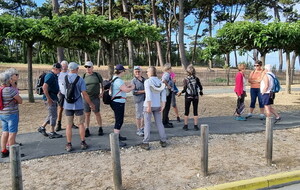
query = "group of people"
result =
(234, 61, 281, 122)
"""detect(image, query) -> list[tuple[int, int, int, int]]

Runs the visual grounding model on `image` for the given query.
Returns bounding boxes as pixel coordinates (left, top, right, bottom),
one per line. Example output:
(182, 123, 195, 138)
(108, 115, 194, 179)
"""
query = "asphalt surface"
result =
(1, 110, 300, 163)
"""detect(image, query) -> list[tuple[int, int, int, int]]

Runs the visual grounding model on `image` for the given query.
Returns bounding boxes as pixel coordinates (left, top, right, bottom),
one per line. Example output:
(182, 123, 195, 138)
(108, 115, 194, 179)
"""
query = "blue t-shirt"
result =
(63, 73, 87, 110)
(43, 72, 59, 101)
(111, 76, 126, 103)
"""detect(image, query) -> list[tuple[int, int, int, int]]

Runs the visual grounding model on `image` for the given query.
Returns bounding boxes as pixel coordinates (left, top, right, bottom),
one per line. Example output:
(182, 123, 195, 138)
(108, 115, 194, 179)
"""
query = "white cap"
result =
(68, 62, 79, 70)
(265, 64, 271, 71)
(85, 61, 93, 67)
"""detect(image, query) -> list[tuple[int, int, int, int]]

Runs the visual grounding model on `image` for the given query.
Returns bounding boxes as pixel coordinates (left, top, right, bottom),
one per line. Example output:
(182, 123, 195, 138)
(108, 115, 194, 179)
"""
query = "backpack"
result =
(65, 75, 80, 103)
(102, 77, 121, 105)
(36, 72, 47, 95)
(267, 73, 281, 93)
(186, 76, 199, 96)
(83, 72, 102, 83)
(0, 86, 7, 110)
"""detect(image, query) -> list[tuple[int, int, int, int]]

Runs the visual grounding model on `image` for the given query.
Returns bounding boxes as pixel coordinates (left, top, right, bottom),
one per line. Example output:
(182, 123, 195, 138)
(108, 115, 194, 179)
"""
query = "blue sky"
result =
(33, 0, 299, 70)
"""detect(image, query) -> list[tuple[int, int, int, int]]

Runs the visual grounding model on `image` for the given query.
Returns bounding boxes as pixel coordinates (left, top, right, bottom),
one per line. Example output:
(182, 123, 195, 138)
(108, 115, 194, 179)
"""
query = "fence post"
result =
(200, 124, 209, 176)
(10, 144, 23, 190)
(265, 117, 274, 166)
(109, 133, 122, 190)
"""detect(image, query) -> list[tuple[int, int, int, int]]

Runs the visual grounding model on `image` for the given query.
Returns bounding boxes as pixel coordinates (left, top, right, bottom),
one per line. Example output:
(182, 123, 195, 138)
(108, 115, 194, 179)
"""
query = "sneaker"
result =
(119, 141, 127, 147)
(259, 114, 265, 120)
(85, 128, 90, 137)
(48, 132, 63, 139)
(274, 117, 281, 124)
(235, 116, 247, 121)
(183, 125, 188, 131)
(160, 141, 167, 148)
(1, 150, 9, 158)
(81, 141, 88, 150)
(194, 125, 200, 131)
(65, 143, 73, 152)
(136, 129, 144, 137)
(55, 123, 62, 132)
(167, 122, 173, 127)
(177, 117, 181, 122)
(140, 143, 150, 150)
(38, 126, 48, 137)
(119, 135, 127, 141)
(246, 113, 252, 118)
(164, 123, 173, 128)
(72, 124, 78, 129)
(98, 127, 104, 136)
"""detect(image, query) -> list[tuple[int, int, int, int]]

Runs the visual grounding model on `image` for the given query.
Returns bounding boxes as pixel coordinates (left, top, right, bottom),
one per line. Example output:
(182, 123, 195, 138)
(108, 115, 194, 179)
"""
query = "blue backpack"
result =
(267, 73, 281, 93)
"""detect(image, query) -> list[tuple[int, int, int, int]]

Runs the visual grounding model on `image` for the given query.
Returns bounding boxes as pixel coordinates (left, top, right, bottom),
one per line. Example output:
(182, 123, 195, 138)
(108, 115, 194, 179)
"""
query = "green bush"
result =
(210, 77, 228, 83)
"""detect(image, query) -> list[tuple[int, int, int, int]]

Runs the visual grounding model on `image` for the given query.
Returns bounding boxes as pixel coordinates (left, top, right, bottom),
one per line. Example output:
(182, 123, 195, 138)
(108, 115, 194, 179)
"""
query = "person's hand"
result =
(244, 92, 247, 97)
(177, 92, 182, 97)
(100, 92, 104, 98)
(47, 98, 53, 106)
(146, 107, 151, 113)
(90, 103, 95, 111)
(238, 96, 241, 99)
(160, 106, 165, 113)
(199, 91, 203, 96)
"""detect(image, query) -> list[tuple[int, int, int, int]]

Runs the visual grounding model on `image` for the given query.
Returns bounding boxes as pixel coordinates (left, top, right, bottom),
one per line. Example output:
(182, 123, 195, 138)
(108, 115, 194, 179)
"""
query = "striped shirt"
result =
(0, 86, 19, 115)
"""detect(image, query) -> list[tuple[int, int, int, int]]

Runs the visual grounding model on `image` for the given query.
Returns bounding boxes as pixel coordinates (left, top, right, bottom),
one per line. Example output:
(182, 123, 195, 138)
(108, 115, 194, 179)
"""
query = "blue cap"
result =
(115, 64, 126, 71)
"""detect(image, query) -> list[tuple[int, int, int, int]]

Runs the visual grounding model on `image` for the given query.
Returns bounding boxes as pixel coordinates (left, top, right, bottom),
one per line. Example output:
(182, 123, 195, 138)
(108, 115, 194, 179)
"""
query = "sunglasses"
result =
(15, 74, 19, 76)
(84, 66, 92, 68)
(254, 65, 260, 67)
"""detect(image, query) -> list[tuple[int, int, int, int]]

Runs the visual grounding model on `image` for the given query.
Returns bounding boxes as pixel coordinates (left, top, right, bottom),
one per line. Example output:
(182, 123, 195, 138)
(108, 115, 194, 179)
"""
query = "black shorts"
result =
(58, 93, 65, 107)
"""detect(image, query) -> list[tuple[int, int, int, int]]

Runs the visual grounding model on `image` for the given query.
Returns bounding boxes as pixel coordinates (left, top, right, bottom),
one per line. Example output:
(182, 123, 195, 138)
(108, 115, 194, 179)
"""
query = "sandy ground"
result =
(0, 90, 299, 189)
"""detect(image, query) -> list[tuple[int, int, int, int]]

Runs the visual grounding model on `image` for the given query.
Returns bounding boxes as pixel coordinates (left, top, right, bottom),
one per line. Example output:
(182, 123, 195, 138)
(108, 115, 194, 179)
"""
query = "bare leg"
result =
(1, 132, 9, 151)
(78, 123, 85, 141)
(85, 112, 91, 128)
(8, 133, 17, 146)
(94, 112, 102, 127)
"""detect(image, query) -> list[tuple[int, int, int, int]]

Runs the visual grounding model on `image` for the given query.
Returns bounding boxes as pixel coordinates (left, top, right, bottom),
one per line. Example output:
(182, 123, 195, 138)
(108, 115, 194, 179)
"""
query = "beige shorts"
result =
(65, 110, 85, 125)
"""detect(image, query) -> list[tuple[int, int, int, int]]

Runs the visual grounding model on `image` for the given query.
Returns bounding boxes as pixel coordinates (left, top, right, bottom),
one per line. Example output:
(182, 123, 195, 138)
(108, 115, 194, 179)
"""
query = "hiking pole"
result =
(265, 117, 274, 166)
(109, 133, 122, 190)
(10, 144, 23, 190)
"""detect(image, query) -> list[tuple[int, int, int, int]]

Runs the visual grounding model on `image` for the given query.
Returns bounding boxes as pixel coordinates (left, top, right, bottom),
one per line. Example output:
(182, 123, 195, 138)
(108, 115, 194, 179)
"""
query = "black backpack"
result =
(65, 75, 80, 103)
(36, 72, 47, 95)
(102, 77, 121, 105)
(186, 76, 199, 96)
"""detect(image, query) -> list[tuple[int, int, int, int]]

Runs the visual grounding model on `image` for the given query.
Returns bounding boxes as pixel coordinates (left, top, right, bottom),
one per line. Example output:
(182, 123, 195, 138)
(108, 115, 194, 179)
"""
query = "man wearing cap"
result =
(111, 64, 135, 147)
(131, 66, 145, 137)
(37, 63, 63, 139)
(82, 61, 104, 137)
(62, 62, 95, 152)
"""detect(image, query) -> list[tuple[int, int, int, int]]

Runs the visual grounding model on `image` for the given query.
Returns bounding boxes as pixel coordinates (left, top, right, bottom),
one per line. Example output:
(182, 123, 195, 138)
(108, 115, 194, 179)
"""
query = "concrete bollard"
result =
(265, 117, 274, 166)
(10, 144, 23, 190)
(200, 124, 209, 176)
(109, 133, 122, 190)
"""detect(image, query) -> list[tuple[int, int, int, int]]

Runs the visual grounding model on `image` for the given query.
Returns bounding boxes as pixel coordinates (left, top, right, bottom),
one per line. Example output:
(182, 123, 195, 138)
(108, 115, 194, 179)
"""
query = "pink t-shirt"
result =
(170, 72, 176, 80)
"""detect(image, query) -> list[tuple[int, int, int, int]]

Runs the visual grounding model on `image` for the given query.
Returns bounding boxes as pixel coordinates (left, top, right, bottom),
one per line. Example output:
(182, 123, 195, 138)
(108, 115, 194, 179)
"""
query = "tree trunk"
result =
(146, 38, 152, 66)
(234, 50, 238, 67)
(152, 0, 164, 67)
(27, 43, 34, 103)
(285, 52, 291, 94)
(291, 51, 297, 85)
(260, 53, 266, 66)
(253, 49, 258, 62)
(208, 6, 213, 69)
(278, 49, 283, 72)
(178, 0, 188, 69)
(52, 0, 64, 63)
(192, 16, 204, 64)
(122, 0, 134, 68)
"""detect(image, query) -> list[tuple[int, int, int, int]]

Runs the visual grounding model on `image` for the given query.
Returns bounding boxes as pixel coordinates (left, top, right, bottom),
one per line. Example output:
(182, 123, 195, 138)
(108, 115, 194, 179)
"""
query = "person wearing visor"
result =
(37, 63, 63, 139)
(110, 64, 135, 147)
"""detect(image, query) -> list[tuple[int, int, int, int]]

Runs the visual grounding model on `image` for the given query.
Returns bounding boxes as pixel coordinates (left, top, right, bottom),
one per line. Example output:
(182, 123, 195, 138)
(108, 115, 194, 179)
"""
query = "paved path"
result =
(1, 111, 300, 163)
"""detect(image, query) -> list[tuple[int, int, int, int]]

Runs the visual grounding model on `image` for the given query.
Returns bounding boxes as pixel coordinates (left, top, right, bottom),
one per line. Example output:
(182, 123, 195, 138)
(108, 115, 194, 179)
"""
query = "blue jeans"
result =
(250, 88, 264, 108)
(110, 101, 125, 130)
(0, 113, 19, 133)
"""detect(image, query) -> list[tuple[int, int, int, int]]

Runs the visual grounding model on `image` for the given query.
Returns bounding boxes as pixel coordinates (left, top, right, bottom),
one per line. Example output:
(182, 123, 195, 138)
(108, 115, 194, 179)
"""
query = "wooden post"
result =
(265, 117, 274, 166)
(200, 124, 209, 176)
(109, 133, 122, 190)
(10, 145, 23, 190)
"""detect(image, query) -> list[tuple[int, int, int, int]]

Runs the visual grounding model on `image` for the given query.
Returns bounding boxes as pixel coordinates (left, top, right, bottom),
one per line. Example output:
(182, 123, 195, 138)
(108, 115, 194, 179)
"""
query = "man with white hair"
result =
(260, 64, 281, 123)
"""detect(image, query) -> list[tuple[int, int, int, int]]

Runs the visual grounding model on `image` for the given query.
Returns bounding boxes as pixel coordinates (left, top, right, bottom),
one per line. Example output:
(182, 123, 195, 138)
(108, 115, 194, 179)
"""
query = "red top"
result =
(234, 72, 244, 96)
